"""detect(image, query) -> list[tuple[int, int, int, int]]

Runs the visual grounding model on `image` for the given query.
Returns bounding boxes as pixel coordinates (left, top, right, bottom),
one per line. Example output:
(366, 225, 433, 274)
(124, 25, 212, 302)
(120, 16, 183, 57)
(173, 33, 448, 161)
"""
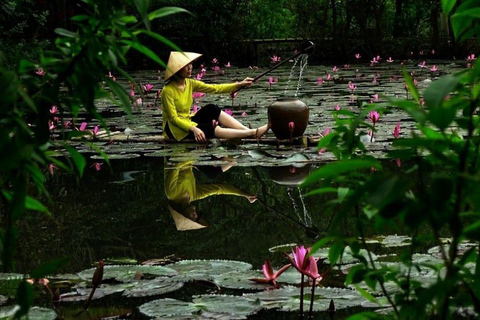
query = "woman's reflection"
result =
(164, 160, 257, 231)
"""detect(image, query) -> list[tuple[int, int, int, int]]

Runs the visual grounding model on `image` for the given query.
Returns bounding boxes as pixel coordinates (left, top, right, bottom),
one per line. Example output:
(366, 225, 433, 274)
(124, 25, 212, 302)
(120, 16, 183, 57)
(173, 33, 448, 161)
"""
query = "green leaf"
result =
(338, 187, 349, 202)
(134, 30, 182, 63)
(316, 132, 337, 151)
(54, 28, 78, 38)
(354, 284, 378, 303)
(122, 40, 164, 66)
(403, 69, 420, 103)
(31, 258, 69, 279)
(328, 241, 345, 266)
(70, 14, 90, 22)
(148, 7, 190, 20)
(310, 236, 336, 255)
(64, 145, 86, 177)
(105, 78, 132, 115)
(302, 160, 381, 187)
(463, 221, 480, 240)
(389, 98, 427, 124)
(424, 75, 459, 110)
(25, 196, 51, 215)
(15, 281, 33, 318)
(442, 0, 457, 16)
(86, 142, 111, 167)
(304, 187, 337, 197)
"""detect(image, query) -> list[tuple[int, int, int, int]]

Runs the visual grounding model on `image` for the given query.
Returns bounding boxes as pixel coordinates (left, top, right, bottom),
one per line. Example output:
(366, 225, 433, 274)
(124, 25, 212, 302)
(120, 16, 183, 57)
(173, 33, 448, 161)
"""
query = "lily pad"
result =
(268, 243, 297, 253)
(0, 295, 7, 305)
(365, 235, 411, 247)
(122, 279, 184, 297)
(90, 153, 141, 160)
(139, 298, 204, 318)
(168, 260, 252, 282)
(213, 267, 301, 290)
(193, 294, 262, 318)
(0, 306, 56, 320)
(77, 265, 177, 283)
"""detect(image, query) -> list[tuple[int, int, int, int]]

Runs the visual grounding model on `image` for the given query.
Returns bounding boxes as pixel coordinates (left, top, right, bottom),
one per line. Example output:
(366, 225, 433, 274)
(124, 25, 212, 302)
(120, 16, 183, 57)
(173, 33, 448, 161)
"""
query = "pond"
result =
(3, 58, 468, 319)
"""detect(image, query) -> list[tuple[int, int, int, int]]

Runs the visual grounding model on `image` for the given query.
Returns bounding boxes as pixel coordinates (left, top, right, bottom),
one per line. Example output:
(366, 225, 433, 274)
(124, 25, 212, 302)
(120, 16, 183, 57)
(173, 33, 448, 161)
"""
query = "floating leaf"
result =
(77, 265, 177, 283)
(193, 294, 262, 317)
(139, 298, 201, 318)
(214, 268, 301, 290)
(0, 306, 56, 320)
(122, 279, 184, 297)
(168, 260, 252, 282)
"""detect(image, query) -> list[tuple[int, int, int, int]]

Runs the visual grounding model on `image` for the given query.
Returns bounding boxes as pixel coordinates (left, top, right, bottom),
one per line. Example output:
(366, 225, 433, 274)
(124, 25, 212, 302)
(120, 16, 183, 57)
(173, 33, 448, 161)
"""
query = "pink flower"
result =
(225, 62, 231, 68)
(35, 68, 45, 76)
(268, 76, 274, 84)
(420, 98, 425, 106)
(192, 92, 205, 99)
(368, 111, 380, 124)
(348, 82, 356, 91)
(271, 55, 281, 63)
(372, 94, 379, 101)
(372, 77, 378, 84)
(418, 61, 426, 68)
(288, 122, 295, 132)
(332, 66, 338, 72)
(355, 53, 361, 59)
(91, 162, 103, 171)
(136, 98, 142, 105)
(317, 77, 323, 84)
(224, 109, 233, 116)
(130, 90, 135, 97)
(144, 83, 154, 92)
(395, 158, 402, 167)
(195, 73, 203, 80)
(392, 122, 401, 138)
(212, 57, 218, 64)
(413, 79, 418, 87)
(326, 74, 331, 81)
(321, 127, 331, 136)
(334, 104, 341, 111)
(48, 163, 55, 175)
(242, 111, 247, 117)
(229, 91, 238, 99)
(79, 122, 87, 131)
(93, 126, 99, 136)
(213, 66, 220, 71)
(192, 104, 199, 113)
(286, 245, 310, 273)
(430, 65, 438, 72)
(301, 256, 322, 280)
(343, 64, 350, 69)
(249, 259, 291, 288)
(466, 54, 475, 62)
(387, 57, 394, 63)
(64, 121, 71, 129)
(50, 106, 58, 114)
(432, 49, 435, 54)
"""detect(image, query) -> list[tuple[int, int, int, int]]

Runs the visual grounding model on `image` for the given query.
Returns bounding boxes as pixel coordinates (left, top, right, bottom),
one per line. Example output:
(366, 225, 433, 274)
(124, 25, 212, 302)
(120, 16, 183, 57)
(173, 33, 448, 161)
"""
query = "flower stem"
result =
(308, 280, 316, 319)
(299, 273, 305, 319)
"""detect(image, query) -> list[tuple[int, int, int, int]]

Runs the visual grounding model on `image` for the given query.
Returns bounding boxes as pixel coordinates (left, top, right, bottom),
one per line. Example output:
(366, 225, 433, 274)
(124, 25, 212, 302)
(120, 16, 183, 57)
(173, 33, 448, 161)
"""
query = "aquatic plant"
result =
(304, 1, 480, 318)
(0, 0, 187, 317)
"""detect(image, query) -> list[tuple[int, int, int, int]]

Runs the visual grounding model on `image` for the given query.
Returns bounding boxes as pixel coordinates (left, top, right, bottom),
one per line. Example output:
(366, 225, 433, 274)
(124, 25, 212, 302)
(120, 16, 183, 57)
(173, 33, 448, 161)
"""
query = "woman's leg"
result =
(218, 111, 249, 130)
(214, 124, 269, 139)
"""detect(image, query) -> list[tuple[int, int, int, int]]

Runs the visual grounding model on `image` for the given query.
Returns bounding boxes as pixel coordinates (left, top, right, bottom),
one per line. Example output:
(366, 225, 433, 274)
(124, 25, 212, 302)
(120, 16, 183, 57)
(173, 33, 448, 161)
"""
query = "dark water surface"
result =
(9, 58, 466, 319)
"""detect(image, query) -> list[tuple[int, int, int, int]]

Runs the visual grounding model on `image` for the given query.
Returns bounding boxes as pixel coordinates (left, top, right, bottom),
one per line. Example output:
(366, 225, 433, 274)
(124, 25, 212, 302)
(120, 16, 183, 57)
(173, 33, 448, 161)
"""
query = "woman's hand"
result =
(191, 126, 206, 143)
(239, 77, 254, 88)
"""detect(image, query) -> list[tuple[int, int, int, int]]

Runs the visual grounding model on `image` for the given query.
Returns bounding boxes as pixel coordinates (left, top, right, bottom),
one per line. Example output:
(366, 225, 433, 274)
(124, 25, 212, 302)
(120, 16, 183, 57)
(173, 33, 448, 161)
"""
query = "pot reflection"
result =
(269, 164, 312, 188)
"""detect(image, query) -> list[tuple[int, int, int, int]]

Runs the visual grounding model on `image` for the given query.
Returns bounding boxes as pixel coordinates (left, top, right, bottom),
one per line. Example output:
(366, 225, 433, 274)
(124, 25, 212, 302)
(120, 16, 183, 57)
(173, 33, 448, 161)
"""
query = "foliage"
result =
(304, 0, 480, 318)
(0, 0, 184, 317)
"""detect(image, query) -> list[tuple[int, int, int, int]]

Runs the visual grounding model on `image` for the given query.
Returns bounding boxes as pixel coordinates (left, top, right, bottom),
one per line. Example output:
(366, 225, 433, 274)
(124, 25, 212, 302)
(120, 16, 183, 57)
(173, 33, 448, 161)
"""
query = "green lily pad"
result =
(168, 260, 252, 282)
(314, 247, 377, 265)
(0, 274, 23, 281)
(268, 243, 297, 253)
(193, 294, 262, 318)
(139, 298, 201, 318)
(0, 306, 56, 320)
(244, 286, 372, 311)
(122, 279, 184, 297)
(77, 265, 177, 283)
(365, 235, 411, 247)
(90, 153, 141, 160)
(213, 267, 301, 290)
(0, 295, 6, 305)
(143, 149, 176, 157)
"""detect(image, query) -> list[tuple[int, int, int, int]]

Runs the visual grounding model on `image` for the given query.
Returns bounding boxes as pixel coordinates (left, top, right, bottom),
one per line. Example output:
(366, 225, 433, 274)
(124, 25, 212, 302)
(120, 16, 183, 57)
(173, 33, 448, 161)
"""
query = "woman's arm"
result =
(191, 78, 253, 94)
(162, 90, 195, 131)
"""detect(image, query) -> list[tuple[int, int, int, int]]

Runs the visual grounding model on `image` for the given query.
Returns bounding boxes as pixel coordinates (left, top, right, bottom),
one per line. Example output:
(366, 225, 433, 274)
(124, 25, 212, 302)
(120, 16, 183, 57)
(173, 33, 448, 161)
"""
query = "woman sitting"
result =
(161, 51, 269, 143)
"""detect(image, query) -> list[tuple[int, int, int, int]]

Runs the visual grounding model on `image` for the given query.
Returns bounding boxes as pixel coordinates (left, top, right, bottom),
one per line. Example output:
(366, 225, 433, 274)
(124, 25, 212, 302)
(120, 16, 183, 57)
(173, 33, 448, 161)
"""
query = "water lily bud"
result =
(92, 260, 104, 288)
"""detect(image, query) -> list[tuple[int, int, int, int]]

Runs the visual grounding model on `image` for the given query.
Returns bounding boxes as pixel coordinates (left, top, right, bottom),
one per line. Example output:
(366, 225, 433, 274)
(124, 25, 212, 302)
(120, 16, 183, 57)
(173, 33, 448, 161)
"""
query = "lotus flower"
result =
(212, 57, 218, 64)
(430, 65, 438, 72)
(35, 68, 45, 76)
(93, 126, 99, 136)
(343, 64, 350, 69)
(372, 94, 379, 101)
(334, 104, 341, 111)
(387, 57, 394, 63)
(229, 91, 238, 99)
(418, 61, 426, 68)
(348, 82, 357, 92)
(326, 73, 332, 81)
(50, 106, 58, 114)
(288, 122, 295, 133)
(225, 62, 231, 68)
(286, 245, 310, 272)
(392, 123, 401, 138)
(249, 259, 291, 288)
(48, 163, 55, 175)
(242, 111, 247, 117)
(355, 53, 361, 59)
(271, 55, 281, 63)
(79, 122, 87, 131)
(332, 66, 338, 72)
(317, 77, 323, 84)
(48, 120, 56, 131)
(143, 83, 154, 92)
(368, 111, 380, 124)
(192, 92, 205, 99)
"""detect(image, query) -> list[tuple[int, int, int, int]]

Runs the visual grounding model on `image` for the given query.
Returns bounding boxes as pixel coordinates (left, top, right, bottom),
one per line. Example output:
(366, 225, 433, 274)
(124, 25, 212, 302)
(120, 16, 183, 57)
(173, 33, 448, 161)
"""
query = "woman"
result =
(161, 51, 269, 143)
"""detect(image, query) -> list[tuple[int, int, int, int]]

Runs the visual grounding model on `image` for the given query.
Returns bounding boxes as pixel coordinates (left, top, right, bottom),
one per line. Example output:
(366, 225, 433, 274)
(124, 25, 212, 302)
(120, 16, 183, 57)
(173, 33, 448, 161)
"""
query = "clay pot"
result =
(268, 98, 309, 140)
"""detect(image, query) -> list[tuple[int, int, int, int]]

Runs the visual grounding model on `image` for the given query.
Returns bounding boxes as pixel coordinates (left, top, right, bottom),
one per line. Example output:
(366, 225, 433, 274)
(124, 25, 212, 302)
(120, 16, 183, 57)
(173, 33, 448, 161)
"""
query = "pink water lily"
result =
(466, 54, 475, 62)
(372, 77, 378, 84)
(229, 91, 238, 99)
(192, 92, 205, 99)
(129, 90, 135, 97)
(430, 65, 438, 72)
(271, 55, 281, 63)
(288, 122, 295, 132)
(143, 83, 154, 92)
(35, 68, 45, 76)
(224, 109, 233, 116)
(418, 61, 427, 68)
(241, 111, 247, 117)
(387, 57, 394, 63)
(392, 122, 401, 138)
(91, 162, 103, 171)
(48, 163, 55, 175)
(368, 111, 380, 124)
(212, 57, 218, 64)
(332, 66, 338, 72)
(93, 126, 99, 136)
(249, 259, 291, 288)
(343, 64, 350, 69)
(286, 245, 310, 272)
(213, 66, 220, 71)
(225, 62, 231, 68)
(355, 53, 361, 59)
(79, 122, 87, 131)
(348, 82, 357, 92)
(372, 94, 379, 101)
(192, 104, 199, 113)
(317, 77, 323, 84)
(50, 106, 58, 114)
(326, 73, 332, 81)
(334, 104, 341, 111)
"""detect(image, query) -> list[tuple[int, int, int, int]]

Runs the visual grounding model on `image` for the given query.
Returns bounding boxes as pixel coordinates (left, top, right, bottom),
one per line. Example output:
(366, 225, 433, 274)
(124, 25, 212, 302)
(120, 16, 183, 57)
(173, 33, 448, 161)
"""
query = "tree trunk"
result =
(393, 0, 403, 38)
(430, 0, 439, 51)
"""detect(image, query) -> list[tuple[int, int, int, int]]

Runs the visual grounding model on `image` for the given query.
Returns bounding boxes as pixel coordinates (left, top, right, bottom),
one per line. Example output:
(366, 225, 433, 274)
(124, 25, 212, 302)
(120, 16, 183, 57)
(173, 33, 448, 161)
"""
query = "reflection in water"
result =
(164, 160, 257, 231)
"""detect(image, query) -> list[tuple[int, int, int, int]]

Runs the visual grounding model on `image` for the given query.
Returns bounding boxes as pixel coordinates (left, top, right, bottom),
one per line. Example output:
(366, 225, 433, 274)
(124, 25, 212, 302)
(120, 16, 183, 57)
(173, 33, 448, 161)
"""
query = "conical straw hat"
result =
(164, 51, 202, 81)
(168, 205, 207, 231)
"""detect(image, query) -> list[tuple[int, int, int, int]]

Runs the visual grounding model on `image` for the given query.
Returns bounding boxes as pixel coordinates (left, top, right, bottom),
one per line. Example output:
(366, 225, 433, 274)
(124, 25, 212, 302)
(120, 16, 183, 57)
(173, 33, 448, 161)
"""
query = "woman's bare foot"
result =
(254, 124, 270, 140)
